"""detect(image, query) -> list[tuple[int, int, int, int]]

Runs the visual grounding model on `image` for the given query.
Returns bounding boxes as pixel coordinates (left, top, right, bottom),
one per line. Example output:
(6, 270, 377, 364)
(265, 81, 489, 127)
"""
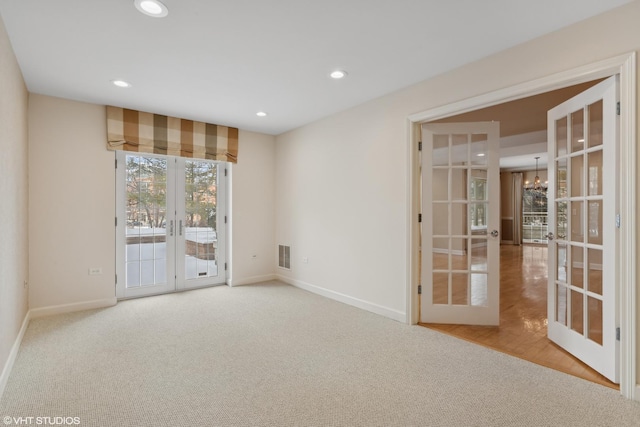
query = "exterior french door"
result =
(547, 76, 618, 382)
(116, 152, 227, 299)
(420, 122, 501, 325)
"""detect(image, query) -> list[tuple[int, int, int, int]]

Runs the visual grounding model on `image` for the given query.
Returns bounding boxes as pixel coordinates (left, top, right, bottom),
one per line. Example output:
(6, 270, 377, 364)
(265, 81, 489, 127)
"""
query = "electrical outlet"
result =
(302, 257, 309, 264)
(88, 268, 102, 276)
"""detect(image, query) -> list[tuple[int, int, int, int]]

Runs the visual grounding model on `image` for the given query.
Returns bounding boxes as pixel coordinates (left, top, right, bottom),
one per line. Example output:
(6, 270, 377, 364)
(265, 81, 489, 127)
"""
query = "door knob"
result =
(490, 229, 499, 238)
(545, 232, 554, 241)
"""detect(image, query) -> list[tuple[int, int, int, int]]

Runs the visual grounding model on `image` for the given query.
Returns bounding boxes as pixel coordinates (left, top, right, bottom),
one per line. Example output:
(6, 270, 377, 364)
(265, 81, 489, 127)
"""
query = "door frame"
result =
(406, 52, 636, 399)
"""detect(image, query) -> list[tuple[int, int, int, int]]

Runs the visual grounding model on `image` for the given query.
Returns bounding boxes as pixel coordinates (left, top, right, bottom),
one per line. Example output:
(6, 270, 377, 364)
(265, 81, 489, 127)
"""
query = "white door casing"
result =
(547, 75, 618, 383)
(420, 122, 500, 325)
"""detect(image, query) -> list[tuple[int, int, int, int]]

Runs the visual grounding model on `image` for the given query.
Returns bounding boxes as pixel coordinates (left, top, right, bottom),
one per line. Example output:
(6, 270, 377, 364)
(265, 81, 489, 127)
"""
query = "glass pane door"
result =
(116, 153, 227, 298)
(177, 159, 226, 290)
(117, 153, 176, 298)
(421, 122, 500, 325)
(547, 75, 618, 382)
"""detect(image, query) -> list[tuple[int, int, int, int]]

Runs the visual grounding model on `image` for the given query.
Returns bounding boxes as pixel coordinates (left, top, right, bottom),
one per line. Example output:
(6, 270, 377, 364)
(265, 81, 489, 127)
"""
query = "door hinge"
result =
(115, 217, 118, 227)
(115, 159, 118, 169)
(224, 262, 227, 271)
(616, 327, 620, 341)
(224, 215, 227, 224)
(115, 274, 117, 284)
(418, 141, 422, 151)
(224, 168, 228, 177)
(616, 213, 621, 229)
(617, 101, 621, 116)
(418, 213, 422, 223)
(418, 285, 422, 295)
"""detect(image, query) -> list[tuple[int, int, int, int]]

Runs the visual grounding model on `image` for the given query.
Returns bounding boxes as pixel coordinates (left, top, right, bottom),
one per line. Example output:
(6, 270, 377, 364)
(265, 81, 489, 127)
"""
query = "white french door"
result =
(420, 122, 501, 325)
(547, 76, 619, 383)
(116, 152, 227, 299)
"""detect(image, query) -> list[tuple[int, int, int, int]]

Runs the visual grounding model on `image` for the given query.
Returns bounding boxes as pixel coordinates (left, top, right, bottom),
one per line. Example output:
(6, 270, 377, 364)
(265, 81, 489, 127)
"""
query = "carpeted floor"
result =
(1, 281, 639, 426)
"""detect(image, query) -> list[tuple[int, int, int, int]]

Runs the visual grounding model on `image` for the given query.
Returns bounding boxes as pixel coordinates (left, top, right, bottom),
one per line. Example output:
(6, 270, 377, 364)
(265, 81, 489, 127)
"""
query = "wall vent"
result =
(278, 245, 291, 270)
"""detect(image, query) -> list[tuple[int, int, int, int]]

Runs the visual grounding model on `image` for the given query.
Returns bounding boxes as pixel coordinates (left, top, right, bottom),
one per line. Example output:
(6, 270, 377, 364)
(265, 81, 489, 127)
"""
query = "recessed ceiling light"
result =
(476, 153, 486, 157)
(330, 70, 348, 79)
(134, 0, 169, 17)
(256, 111, 267, 117)
(112, 79, 132, 88)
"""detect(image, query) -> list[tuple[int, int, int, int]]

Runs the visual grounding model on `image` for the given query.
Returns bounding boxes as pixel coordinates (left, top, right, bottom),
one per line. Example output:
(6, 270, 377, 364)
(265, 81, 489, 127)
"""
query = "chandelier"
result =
(525, 156, 547, 196)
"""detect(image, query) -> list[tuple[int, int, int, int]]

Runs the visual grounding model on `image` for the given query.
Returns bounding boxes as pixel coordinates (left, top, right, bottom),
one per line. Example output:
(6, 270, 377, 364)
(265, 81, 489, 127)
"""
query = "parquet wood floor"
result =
(421, 244, 617, 390)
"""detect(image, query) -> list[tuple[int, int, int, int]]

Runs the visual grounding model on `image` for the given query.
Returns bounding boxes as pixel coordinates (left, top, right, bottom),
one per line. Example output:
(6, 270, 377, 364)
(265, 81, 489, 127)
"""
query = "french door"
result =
(116, 152, 227, 299)
(420, 122, 501, 325)
(547, 76, 618, 382)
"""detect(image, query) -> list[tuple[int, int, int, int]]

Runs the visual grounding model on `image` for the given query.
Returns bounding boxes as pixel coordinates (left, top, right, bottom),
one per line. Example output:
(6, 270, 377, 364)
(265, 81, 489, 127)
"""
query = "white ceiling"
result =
(0, 0, 632, 135)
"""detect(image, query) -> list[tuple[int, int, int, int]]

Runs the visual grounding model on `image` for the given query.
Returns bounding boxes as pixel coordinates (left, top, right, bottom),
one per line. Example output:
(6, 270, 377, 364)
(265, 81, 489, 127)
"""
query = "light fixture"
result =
(525, 156, 547, 196)
(112, 79, 132, 88)
(476, 153, 486, 157)
(256, 111, 267, 117)
(134, 0, 169, 17)
(330, 70, 348, 79)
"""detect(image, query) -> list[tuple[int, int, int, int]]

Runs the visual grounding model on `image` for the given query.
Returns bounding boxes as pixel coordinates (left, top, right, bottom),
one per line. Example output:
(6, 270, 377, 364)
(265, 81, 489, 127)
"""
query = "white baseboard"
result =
(228, 274, 277, 287)
(29, 297, 117, 319)
(277, 275, 406, 323)
(0, 310, 31, 401)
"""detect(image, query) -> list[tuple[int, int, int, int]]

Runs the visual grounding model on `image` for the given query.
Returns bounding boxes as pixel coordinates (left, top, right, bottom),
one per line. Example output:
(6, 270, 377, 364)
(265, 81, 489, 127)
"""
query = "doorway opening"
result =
(407, 53, 637, 398)
(115, 152, 228, 299)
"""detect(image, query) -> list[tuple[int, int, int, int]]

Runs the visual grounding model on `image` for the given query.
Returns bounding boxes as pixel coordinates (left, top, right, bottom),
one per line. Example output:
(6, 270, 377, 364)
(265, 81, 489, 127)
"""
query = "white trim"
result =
(635, 385, 640, 403)
(432, 248, 466, 256)
(29, 298, 117, 319)
(618, 52, 637, 401)
(0, 311, 31, 401)
(228, 274, 277, 287)
(278, 275, 406, 323)
(407, 52, 636, 399)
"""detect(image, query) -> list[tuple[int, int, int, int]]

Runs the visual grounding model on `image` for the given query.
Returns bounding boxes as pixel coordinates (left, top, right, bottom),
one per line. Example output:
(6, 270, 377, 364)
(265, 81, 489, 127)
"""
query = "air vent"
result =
(278, 245, 291, 270)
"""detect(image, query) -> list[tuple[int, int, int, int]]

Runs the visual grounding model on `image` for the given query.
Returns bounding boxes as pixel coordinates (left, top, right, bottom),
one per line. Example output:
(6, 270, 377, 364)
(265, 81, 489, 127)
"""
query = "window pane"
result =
(571, 290, 584, 335)
(570, 245, 584, 289)
(452, 134, 469, 166)
(432, 134, 449, 166)
(452, 273, 468, 305)
(556, 117, 568, 157)
(471, 274, 488, 307)
(588, 100, 603, 148)
(471, 134, 488, 166)
(433, 272, 449, 304)
(432, 169, 449, 201)
(571, 109, 584, 153)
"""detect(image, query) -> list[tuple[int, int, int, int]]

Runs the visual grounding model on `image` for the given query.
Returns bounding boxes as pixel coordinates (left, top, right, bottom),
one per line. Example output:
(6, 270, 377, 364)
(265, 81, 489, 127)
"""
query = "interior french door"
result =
(547, 76, 618, 383)
(116, 152, 227, 299)
(420, 122, 500, 325)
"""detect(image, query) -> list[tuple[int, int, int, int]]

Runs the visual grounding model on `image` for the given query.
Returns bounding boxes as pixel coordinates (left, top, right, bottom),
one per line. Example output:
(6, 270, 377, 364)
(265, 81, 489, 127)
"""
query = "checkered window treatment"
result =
(106, 106, 238, 163)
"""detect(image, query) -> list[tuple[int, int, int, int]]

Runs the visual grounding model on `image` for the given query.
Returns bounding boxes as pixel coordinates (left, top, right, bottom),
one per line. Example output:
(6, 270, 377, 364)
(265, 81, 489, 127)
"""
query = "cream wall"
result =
(0, 16, 29, 393)
(27, 95, 277, 309)
(28, 95, 116, 309)
(230, 130, 276, 285)
(274, 1, 640, 383)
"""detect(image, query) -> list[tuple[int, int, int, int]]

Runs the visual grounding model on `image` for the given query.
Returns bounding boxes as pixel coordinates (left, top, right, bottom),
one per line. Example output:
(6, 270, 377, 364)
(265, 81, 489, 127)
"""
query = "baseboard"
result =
(277, 275, 406, 323)
(228, 274, 277, 287)
(29, 297, 117, 319)
(0, 310, 31, 401)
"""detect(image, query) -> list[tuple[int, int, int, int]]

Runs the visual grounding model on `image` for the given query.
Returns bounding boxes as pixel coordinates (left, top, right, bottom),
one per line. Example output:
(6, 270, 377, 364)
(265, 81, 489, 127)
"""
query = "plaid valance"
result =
(106, 106, 238, 163)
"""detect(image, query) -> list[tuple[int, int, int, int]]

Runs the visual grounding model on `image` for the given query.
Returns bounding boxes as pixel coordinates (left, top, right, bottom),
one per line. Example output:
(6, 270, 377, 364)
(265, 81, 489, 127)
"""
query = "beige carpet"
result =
(1, 281, 639, 426)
